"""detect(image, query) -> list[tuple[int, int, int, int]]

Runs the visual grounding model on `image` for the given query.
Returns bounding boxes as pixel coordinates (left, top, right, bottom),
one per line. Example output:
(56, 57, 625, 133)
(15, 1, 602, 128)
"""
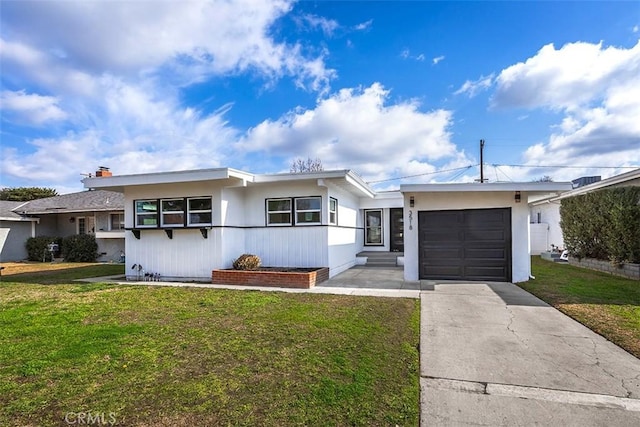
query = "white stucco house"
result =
(83, 167, 571, 283)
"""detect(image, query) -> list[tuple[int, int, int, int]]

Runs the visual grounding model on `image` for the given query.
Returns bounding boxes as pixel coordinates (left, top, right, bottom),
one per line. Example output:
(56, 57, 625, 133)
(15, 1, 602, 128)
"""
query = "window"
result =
(295, 197, 321, 225)
(365, 209, 383, 245)
(161, 199, 185, 227)
(110, 213, 125, 230)
(78, 217, 86, 235)
(267, 198, 292, 225)
(188, 197, 212, 226)
(135, 200, 158, 227)
(329, 198, 337, 225)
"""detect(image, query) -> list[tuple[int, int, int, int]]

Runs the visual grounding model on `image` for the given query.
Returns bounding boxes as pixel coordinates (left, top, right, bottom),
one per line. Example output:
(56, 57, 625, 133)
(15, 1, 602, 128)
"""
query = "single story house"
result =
(0, 201, 39, 261)
(83, 167, 570, 283)
(0, 190, 125, 262)
(529, 168, 640, 254)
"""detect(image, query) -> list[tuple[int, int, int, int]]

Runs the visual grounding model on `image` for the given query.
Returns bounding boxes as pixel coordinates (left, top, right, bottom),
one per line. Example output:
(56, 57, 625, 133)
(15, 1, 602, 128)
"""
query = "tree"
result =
(0, 187, 58, 201)
(532, 176, 554, 182)
(290, 157, 324, 173)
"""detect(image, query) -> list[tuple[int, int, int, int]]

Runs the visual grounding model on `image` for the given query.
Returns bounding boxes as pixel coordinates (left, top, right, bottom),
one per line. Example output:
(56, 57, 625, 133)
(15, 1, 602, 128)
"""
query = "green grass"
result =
(519, 257, 640, 358)
(0, 265, 419, 426)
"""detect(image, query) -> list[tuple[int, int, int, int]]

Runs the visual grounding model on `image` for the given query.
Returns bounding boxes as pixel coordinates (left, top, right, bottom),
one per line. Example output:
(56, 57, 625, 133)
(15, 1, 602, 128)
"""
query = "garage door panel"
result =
(419, 208, 511, 282)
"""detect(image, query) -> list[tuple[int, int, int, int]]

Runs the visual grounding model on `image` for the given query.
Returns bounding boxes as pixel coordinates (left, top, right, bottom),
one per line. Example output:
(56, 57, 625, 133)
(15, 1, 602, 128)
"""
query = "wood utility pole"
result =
(480, 139, 485, 183)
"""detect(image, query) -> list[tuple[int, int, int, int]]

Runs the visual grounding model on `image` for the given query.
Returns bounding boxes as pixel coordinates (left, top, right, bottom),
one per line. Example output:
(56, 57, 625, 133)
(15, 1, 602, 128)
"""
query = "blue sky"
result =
(1, 0, 639, 193)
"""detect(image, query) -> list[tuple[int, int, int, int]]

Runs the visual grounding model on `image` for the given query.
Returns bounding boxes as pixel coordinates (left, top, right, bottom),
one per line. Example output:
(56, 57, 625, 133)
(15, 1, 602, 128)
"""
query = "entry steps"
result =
(356, 251, 403, 268)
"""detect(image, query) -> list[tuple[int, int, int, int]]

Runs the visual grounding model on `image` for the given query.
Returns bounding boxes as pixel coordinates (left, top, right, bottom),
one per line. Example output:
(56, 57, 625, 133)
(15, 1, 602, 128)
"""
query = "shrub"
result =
(25, 236, 62, 261)
(233, 254, 262, 270)
(61, 234, 98, 262)
(560, 187, 640, 264)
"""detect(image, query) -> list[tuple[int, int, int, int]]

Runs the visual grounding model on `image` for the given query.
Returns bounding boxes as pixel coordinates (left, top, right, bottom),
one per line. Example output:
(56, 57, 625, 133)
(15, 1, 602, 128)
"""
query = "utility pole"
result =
(479, 139, 485, 183)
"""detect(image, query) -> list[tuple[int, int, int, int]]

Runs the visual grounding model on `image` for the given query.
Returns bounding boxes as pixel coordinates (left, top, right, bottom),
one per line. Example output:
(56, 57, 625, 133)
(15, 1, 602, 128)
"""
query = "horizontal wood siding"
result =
(245, 227, 328, 268)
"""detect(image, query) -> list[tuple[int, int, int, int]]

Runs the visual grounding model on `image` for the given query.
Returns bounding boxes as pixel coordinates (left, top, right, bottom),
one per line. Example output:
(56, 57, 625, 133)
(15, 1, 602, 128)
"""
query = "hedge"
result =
(560, 186, 640, 264)
(26, 234, 98, 262)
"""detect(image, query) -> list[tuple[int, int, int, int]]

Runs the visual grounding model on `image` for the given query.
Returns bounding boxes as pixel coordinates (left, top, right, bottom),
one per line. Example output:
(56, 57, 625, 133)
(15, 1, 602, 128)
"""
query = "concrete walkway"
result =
(420, 281, 640, 426)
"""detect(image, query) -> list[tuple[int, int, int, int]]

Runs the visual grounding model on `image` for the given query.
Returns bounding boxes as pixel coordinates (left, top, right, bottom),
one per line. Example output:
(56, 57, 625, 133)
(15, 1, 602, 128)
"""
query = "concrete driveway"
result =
(420, 281, 640, 426)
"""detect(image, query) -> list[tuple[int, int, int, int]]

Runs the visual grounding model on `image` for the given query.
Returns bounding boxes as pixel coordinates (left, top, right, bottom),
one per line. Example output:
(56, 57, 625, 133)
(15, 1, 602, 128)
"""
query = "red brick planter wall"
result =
(212, 267, 329, 289)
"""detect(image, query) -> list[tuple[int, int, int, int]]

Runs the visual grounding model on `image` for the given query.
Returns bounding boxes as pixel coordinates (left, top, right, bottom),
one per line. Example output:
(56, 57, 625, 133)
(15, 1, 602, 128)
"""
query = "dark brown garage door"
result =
(418, 208, 512, 281)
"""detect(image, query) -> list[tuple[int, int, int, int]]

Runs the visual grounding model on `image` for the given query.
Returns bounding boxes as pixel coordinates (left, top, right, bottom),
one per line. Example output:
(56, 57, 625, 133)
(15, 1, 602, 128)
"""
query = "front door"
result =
(390, 208, 404, 252)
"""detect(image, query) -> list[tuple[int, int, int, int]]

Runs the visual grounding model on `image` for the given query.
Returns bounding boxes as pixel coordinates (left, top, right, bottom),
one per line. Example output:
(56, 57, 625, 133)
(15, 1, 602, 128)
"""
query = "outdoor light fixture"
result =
(410, 196, 415, 207)
(515, 191, 521, 203)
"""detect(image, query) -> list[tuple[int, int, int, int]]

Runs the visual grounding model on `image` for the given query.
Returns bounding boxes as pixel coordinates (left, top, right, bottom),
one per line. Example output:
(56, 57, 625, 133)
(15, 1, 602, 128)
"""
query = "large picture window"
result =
(295, 197, 321, 225)
(135, 200, 158, 227)
(188, 197, 212, 226)
(365, 209, 383, 245)
(267, 198, 292, 225)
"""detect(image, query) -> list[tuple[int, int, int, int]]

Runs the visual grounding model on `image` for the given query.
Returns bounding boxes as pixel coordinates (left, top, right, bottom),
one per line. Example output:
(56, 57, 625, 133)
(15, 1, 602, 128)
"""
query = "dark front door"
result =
(390, 208, 404, 252)
(418, 208, 511, 281)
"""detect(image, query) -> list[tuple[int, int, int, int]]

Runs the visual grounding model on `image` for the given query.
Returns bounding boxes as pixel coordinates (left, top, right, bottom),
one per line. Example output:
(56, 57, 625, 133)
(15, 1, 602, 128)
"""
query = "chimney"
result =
(95, 166, 112, 177)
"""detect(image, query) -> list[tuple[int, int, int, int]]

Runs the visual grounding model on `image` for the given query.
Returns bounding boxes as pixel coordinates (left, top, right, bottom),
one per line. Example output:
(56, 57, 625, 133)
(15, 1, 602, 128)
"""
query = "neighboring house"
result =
(83, 167, 570, 283)
(529, 168, 640, 254)
(3, 190, 125, 262)
(0, 201, 39, 261)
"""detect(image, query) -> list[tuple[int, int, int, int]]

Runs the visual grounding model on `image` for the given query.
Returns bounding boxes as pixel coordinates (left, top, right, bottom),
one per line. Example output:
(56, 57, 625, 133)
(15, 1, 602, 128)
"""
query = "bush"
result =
(560, 187, 640, 264)
(233, 254, 262, 270)
(61, 234, 98, 262)
(25, 236, 62, 261)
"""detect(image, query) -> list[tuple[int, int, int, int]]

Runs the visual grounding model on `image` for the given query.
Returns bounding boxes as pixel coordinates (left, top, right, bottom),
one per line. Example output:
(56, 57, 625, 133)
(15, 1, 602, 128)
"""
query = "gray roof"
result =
(0, 201, 34, 221)
(14, 190, 124, 215)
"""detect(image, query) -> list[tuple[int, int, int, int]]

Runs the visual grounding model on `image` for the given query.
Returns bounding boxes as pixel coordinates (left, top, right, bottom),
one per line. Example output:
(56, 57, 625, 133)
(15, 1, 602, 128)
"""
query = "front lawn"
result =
(520, 257, 640, 359)
(0, 263, 419, 426)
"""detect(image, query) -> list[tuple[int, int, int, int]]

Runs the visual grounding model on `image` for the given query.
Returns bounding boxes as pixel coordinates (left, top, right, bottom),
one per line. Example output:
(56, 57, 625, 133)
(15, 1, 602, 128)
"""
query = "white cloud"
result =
(239, 83, 468, 183)
(0, 90, 67, 124)
(494, 40, 640, 180)
(354, 19, 373, 31)
(297, 14, 339, 36)
(432, 55, 445, 65)
(454, 74, 495, 97)
(0, 0, 334, 91)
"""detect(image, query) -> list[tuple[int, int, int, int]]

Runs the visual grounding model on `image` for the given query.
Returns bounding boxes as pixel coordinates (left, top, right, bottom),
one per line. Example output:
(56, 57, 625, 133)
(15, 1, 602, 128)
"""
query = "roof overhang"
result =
(83, 168, 255, 192)
(400, 182, 573, 194)
(252, 170, 377, 198)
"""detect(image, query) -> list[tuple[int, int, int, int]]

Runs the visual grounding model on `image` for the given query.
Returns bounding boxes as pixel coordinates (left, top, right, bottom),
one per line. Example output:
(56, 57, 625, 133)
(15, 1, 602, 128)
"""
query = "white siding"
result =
(530, 223, 549, 255)
(530, 201, 564, 251)
(125, 228, 220, 280)
(403, 191, 533, 283)
(245, 227, 327, 268)
(327, 183, 362, 276)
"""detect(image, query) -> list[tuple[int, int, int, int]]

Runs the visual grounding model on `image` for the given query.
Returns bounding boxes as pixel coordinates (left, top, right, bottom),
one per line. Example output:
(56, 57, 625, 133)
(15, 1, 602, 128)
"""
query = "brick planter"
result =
(212, 267, 329, 289)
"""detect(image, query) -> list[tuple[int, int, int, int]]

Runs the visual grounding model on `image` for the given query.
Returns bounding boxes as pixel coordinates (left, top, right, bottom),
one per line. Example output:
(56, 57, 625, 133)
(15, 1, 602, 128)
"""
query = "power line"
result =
(367, 164, 477, 184)
(492, 164, 638, 170)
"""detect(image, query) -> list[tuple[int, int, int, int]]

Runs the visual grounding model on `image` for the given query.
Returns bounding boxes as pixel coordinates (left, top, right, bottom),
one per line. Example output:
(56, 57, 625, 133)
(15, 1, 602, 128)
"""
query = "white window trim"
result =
(187, 197, 213, 226)
(267, 198, 293, 226)
(160, 198, 185, 228)
(134, 199, 159, 228)
(110, 213, 125, 231)
(294, 196, 322, 226)
(329, 197, 338, 225)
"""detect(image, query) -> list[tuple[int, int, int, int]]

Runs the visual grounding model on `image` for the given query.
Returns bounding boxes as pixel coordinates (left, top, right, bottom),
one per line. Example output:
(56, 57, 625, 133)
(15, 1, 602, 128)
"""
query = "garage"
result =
(418, 208, 512, 281)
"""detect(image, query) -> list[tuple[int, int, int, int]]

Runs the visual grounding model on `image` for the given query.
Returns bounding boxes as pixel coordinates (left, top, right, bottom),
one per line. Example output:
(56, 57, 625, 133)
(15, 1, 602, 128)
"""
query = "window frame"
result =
(294, 196, 322, 226)
(160, 198, 186, 228)
(329, 197, 338, 225)
(187, 197, 213, 226)
(134, 199, 159, 228)
(364, 209, 384, 246)
(266, 198, 293, 226)
(110, 213, 125, 231)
